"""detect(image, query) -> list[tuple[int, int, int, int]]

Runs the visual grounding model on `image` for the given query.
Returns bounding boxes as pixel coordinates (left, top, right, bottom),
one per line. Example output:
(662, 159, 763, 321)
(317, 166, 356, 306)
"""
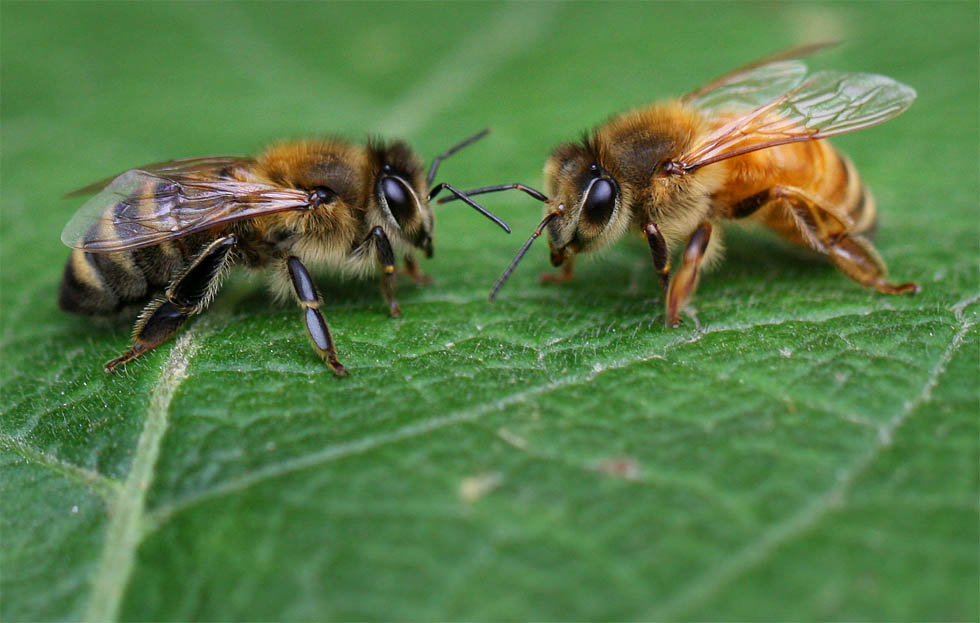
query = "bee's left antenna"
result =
(426, 128, 490, 187)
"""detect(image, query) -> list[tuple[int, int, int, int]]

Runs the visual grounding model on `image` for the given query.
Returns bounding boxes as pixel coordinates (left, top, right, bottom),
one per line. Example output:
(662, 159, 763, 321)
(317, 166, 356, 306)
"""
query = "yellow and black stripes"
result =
(102, 235, 237, 373)
(58, 182, 214, 316)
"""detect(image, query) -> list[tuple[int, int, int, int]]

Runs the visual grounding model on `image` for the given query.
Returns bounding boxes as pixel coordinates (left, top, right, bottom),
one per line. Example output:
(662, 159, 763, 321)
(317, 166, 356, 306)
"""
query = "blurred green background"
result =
(2, 2, 977, 621)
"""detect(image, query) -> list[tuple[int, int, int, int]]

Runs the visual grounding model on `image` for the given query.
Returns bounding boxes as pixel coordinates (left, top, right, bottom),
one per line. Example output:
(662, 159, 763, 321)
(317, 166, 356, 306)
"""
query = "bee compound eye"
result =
(381, 177, 414, 219)
(583, 178, 616, 225)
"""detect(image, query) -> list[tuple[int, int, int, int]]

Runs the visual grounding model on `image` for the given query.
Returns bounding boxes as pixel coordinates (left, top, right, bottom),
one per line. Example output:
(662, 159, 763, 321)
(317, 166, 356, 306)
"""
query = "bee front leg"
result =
(644, 222, 671, 294)
(364, 226, 401, 318)
(105, 235, 236, 373)
(285, 256, 347, 377)
(666, 222, 712, 328)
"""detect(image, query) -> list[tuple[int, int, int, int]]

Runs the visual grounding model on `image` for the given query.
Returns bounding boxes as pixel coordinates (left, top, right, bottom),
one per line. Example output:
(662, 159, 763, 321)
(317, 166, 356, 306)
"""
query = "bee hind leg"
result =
(285, 256, 347, 377)
(747, 186, 920, 295)
(666, 222, 713, 328)
(827, 235, 920, 294)
(105, 235, 237, 373)
(105, 300, 191, 373)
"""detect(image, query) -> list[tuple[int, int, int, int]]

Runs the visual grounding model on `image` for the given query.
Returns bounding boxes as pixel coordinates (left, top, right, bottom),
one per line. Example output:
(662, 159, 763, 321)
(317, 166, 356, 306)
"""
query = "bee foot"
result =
(666, 307, 700, 330)
(539, 271, 573, 285)
(328, 361, 349, 377)
(876, 280, 921, 295)
(104, 346, 144, 373)
(404, 270, 432, 286)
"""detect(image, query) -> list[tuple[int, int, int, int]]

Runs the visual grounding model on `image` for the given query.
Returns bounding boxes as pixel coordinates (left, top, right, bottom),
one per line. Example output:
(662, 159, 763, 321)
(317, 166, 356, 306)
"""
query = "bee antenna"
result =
(435, 183, 548, 205)
(426, 128, 490, 187)
(428, 182, 510, 233)
(489, 206, 563, 302)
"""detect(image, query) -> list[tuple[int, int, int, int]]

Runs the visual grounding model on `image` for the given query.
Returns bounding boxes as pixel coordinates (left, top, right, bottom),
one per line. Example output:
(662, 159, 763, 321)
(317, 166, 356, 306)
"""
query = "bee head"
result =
(542, 141, 629, 267)
(371, 140, 434, 257)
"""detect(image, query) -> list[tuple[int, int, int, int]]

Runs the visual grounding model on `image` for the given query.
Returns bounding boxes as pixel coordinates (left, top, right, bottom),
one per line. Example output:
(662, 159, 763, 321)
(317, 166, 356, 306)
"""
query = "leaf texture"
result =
(1, 2, 977, 621)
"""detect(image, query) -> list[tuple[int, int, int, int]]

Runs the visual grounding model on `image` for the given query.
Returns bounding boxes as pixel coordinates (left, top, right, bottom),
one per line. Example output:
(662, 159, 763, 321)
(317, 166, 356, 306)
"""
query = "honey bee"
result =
(60, 130, 509, 376)
(444, 44, 920, 325)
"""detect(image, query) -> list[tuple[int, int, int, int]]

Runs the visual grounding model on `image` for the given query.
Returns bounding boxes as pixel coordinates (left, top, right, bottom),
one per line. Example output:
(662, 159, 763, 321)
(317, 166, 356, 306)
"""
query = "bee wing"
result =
(684, 60, 809, 114)
(64, 155, 252, 198)
(672, 70, 916, 172)
(61, 169, 311, 253)
(682, 41, 838, 113)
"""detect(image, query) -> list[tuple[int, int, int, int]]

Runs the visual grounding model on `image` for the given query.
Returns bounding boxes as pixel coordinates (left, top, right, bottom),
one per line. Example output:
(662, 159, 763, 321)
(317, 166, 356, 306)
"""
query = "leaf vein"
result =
(83, 325, 207, 623)
(645, 293, 977, 619)
(145, 304, 927, 526)
(0, 433, 121, 500)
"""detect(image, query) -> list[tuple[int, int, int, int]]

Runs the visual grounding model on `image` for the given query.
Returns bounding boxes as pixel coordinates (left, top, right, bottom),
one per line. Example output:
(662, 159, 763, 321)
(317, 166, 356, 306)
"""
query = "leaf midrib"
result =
(82, 325, 207, 623)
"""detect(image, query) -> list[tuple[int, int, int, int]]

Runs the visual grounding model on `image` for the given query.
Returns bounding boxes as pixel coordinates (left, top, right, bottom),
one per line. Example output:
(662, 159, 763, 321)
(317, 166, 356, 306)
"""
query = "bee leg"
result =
(644, 222, 671, 294)
(105, 235, 237, 373)
(365, 226, 401, 318)
(666, 222, 712, 328)
(286, 256, 348, 377)
(105, 300, 191, 373)
(402, 255, 432, 285)
(748, 186, 920, 294)
(826, 236, 920, 294)
(539, 256, 575, 284)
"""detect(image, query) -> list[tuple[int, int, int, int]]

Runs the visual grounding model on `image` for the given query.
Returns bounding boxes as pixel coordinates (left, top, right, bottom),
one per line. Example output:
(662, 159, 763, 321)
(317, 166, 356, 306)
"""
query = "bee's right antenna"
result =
(489, 205, 563, 302)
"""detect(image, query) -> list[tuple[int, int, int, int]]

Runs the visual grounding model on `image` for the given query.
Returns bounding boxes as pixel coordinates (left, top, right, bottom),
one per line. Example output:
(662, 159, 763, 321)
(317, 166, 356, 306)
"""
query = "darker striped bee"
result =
(444, 44, 920, 324)
(60, 130, 508, 376)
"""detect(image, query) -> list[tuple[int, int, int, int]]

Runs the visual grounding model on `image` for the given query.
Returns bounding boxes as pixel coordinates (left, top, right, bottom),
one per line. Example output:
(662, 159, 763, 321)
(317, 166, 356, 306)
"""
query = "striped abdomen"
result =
(720, 138, 878, 244)
(59, 235, 210, 315)
(807, 140, 877, 237)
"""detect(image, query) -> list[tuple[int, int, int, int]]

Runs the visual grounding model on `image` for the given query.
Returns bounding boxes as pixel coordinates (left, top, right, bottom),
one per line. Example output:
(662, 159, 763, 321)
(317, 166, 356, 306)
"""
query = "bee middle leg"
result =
(539, 256, 576, 284)
(666, 222, 713, 328)
(285, 256, 347, 377)
(105, 235, 236, 373)
(402, 255, 432, 285)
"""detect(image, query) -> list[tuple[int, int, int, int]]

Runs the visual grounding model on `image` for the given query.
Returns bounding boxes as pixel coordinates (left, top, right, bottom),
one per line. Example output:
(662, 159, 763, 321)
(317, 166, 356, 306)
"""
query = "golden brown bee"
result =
(60, 130, 509, 376)
(445, 44, 919, 325)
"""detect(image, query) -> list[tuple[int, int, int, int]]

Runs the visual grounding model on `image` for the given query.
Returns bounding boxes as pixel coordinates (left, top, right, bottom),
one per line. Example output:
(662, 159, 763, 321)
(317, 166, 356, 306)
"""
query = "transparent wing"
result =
(672, 71, 916, 172)
(684, 60, 809, 114)
(64, 155, 252, 198)
(61, 169, 311, 252)
(681, 41, 838, 113)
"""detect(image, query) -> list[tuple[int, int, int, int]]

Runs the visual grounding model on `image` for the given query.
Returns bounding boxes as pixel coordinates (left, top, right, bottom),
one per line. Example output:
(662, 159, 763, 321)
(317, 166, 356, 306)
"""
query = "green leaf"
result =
(2, 2, 977, 621)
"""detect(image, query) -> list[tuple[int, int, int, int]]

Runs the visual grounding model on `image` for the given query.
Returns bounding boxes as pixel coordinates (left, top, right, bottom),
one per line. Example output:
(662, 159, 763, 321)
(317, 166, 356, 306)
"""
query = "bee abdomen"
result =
(59, 243, 186, 315)
(59, 249, 123, 314)
(834, 151, 878, 238)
